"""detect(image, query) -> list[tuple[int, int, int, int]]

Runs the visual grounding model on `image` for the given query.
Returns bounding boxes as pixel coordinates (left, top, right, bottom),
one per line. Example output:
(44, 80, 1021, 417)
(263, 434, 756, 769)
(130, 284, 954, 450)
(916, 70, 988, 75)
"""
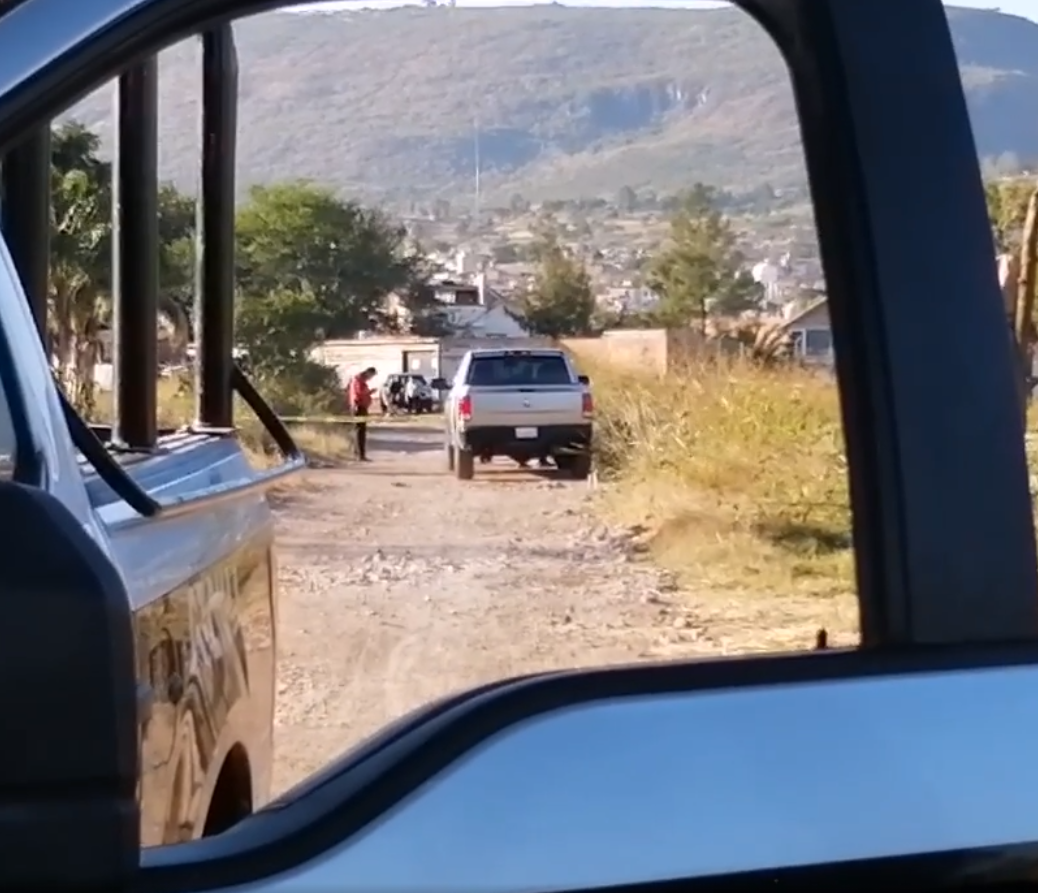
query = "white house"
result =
(383, 271, 533, 339)
(440, 302, 529, 337)
(780, 296, 833, 366)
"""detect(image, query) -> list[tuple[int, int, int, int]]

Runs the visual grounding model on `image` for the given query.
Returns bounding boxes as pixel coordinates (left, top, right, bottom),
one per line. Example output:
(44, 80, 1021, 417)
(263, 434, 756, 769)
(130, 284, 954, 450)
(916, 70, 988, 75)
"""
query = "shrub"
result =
(250, 359, 346, 417)
(92, 371, 355, 466)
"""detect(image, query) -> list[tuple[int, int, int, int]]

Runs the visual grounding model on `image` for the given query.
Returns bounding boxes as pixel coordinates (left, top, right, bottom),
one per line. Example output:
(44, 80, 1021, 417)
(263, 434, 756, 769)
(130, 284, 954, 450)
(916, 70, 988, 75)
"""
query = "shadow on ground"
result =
(752, 518, 852, 556)
(369, 428, 443, 455)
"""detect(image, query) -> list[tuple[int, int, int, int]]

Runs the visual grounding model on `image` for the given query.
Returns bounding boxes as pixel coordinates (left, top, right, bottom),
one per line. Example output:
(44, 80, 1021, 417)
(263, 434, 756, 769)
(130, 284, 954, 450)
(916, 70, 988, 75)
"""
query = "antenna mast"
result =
(474, 112, 481, 225)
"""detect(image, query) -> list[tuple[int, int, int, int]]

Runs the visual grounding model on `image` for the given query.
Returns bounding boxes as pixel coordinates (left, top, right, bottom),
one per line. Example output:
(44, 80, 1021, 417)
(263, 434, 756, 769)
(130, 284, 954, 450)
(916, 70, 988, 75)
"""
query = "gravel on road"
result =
(270, 424, 715, 795)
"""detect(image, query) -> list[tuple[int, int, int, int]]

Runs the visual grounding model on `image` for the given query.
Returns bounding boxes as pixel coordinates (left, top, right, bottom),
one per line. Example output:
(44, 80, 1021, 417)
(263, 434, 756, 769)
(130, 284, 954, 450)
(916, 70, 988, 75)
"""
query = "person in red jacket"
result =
(348, 367, 377, 461)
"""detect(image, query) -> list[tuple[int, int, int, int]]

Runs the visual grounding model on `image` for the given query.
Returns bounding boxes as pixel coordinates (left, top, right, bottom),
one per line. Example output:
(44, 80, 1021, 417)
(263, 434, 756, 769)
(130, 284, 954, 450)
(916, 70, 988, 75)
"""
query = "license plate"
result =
(515, 426, 538, 439)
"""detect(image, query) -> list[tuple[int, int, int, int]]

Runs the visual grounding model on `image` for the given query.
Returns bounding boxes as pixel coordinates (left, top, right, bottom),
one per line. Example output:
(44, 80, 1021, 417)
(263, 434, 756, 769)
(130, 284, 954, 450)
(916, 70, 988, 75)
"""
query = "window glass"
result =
(0, 374, 13, 478)
(0, 241, 24, 480)
(63, 0, 866, 841)
(467, 353, 572, 386)
(804, 329, 832, 356)
(956, 3, 1038, 577)
(163, 0, 855, 803)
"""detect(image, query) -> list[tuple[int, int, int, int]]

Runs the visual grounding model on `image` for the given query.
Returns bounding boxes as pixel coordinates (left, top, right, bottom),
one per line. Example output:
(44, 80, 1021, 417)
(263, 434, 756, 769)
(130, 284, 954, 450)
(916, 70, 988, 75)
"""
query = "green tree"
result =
(50, 122, 110, 414)
(985, 178, 1035, 251)
(646, 183, 761, 331)
(48, 121, 198, 414)
(233, 181, 429, 409)
(155, 184, 196, 352)
(235, 285, 325, 373)
(235, 181, 426, 340)
(517, 232, 596, 338)
(594, 305, 657, 331)
(234, 283, 341, 414)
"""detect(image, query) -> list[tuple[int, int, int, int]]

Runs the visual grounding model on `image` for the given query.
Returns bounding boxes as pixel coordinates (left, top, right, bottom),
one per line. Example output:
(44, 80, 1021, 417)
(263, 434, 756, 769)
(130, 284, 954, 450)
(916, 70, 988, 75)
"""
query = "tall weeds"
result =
(584, 355, 854, 600)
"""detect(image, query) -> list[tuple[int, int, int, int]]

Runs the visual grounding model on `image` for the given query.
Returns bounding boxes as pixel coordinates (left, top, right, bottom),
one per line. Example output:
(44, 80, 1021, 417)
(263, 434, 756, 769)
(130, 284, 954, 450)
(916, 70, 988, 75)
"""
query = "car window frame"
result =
(791, 1, 1038, 643)
(137, 644, 1038, 892)
(0, 235, 49, 485)
(0, 0, 1032, 887)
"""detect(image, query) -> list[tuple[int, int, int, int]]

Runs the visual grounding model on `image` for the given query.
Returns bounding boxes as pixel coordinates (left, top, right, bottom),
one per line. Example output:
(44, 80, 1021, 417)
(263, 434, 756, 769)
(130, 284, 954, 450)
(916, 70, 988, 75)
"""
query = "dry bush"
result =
(579, 350, 858, 649)
(704, 317, 795, 367)
(1024, 403, 1038, 497)
(92, 376, 358, 469)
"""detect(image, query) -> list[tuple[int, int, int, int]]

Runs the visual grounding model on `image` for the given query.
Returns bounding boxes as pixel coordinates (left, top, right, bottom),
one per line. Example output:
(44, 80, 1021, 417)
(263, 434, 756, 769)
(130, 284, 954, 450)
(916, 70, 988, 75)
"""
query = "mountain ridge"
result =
(65, 4, 1038, 205)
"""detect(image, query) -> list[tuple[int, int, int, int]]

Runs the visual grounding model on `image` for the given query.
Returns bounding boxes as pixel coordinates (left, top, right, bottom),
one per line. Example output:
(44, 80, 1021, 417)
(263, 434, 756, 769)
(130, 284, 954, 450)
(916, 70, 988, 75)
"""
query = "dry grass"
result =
(91, 378, 360, 472)
(281, 423, 358, 466)
(92, 378, 193, 429)
(581, 354, 859, 651)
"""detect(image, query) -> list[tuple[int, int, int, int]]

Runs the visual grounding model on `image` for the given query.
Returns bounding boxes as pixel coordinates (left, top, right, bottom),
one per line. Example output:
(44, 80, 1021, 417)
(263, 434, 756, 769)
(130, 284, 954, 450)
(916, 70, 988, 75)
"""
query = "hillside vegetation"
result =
(66, 5, 1038, 204)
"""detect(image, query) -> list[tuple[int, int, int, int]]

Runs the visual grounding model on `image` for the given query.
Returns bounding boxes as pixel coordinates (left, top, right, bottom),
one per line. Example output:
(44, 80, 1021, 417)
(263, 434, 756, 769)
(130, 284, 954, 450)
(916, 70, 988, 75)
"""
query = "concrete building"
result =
(312, 333, 552, 388)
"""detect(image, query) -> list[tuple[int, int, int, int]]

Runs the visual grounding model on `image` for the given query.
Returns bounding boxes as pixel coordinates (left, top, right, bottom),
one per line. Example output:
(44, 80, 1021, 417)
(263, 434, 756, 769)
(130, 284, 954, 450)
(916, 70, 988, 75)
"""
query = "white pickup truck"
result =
(443, 348, 593, 480)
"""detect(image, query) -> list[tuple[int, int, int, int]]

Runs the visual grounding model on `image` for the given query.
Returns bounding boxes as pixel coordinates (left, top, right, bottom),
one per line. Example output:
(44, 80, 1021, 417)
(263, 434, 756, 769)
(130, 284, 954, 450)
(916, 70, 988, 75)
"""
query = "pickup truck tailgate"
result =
(468, 386, 584, 428)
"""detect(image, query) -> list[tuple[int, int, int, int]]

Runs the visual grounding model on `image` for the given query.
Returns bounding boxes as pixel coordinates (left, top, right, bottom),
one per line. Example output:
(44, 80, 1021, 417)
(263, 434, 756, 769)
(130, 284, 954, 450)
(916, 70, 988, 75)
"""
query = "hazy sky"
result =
(289, 0, 1038, 23)
(950, 0, 1036, 20)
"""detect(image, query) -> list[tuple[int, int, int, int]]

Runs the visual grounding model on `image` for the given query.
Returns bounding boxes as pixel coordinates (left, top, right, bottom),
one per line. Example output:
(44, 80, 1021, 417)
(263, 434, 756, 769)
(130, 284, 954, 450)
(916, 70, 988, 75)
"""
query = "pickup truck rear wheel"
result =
(456, 448, 475, 481)
(563, 453, 592, 481)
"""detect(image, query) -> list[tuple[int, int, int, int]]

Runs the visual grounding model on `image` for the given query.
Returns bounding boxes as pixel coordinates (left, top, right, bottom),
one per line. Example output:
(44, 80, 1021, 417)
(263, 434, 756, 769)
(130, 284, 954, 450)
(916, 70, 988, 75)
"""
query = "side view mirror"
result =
(0, 482, 138, 888)
(577, 374, 590, 385)
(285, 656, 1035, 890)
(430, 378, 448, 390)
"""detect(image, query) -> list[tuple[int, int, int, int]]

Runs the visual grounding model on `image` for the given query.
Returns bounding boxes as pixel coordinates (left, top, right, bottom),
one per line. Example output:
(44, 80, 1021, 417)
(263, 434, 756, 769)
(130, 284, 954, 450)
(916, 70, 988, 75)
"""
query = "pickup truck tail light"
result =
(458, 394, 473, 421)
(581, 392, 594, 417)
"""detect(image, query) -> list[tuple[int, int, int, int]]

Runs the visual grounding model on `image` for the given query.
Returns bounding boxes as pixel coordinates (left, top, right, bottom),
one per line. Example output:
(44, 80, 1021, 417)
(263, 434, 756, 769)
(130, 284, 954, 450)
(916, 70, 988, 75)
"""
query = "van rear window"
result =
(466, 354, 572, 386)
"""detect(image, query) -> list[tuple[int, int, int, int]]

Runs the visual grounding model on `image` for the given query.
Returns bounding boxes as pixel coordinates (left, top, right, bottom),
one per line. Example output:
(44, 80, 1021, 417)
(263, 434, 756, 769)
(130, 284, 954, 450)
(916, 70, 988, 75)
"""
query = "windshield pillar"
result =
(194, 26, 237, 431)
(791, 0, 1038, 642)
(111, 58, 159, 450)
(1, 128, 51, 347)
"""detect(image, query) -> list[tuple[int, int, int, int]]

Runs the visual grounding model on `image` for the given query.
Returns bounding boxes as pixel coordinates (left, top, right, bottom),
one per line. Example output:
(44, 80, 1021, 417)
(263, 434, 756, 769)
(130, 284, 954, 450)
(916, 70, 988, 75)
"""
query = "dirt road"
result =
(270, 424, 713, 795)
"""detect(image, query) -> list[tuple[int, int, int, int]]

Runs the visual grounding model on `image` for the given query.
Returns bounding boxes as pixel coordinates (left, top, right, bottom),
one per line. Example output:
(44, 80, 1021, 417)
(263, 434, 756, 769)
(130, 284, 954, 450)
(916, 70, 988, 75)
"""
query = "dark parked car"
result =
(379, 373, 436, 414)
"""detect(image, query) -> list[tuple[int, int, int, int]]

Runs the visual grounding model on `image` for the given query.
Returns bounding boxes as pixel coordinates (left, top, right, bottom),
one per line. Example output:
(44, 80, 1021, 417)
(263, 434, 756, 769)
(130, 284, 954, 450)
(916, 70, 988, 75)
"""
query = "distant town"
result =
(308, 194, 835, 387)
(396, 195, 824, 328)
